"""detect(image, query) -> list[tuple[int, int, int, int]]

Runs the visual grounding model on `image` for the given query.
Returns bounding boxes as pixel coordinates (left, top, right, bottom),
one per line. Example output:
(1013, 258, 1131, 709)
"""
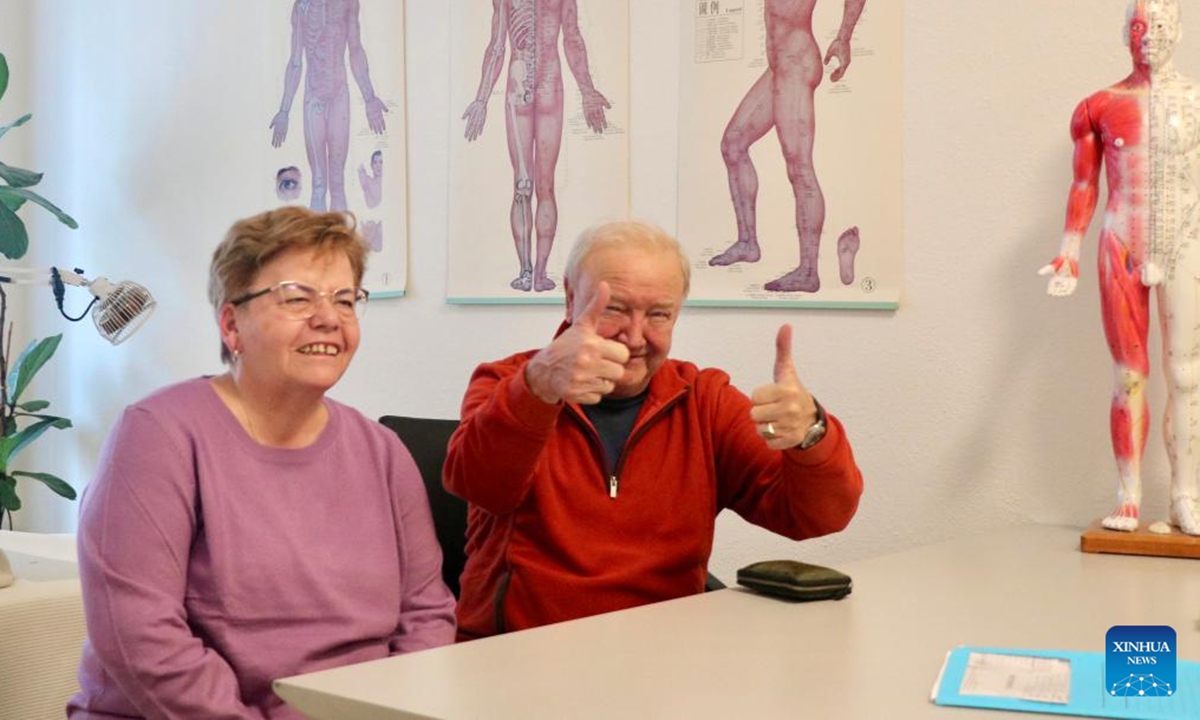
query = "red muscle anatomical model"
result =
(1040, 0, 1200, 535)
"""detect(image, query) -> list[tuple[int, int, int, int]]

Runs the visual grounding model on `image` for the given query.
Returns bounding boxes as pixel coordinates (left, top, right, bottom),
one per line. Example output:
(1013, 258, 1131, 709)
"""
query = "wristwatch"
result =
(798, 398, 827, 450)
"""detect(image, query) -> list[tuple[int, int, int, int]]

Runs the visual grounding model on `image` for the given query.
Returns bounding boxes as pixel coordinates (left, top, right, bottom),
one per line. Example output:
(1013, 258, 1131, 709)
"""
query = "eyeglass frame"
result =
(229, 280, 370, 320)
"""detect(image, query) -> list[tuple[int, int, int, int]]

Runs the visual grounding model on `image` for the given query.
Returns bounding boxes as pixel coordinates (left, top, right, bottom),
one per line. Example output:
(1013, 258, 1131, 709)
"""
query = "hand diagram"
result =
(463, 100, 489, 142)
(824, 37, 853, 83)
(365, 96, 389, 135)
(581, 88, 611, 134)
(269, 111, 290, 148)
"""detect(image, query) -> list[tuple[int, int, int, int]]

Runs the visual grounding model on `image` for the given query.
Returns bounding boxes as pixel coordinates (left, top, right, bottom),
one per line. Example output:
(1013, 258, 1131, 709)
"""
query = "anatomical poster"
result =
(678, 0, 902, 308)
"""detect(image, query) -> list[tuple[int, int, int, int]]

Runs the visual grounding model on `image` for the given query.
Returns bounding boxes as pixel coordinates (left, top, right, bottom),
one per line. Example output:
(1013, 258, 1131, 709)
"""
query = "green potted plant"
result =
(0, 51, 81, 529)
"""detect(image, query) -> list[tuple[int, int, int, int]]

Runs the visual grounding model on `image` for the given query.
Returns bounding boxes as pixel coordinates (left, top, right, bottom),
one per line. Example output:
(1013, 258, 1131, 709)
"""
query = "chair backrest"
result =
(378, 416, 467, 598)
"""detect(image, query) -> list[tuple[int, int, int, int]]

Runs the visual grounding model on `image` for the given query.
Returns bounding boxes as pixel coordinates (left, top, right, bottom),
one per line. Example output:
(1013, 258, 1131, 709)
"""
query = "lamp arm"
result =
(52, 267, 88, 287)
(0, 266, 88, 286)
(0, 268, 48, 285)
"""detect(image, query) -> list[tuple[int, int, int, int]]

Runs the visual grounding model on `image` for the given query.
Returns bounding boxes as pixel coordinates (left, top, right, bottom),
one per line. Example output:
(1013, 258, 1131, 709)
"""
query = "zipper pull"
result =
(608, 475, 618, 498)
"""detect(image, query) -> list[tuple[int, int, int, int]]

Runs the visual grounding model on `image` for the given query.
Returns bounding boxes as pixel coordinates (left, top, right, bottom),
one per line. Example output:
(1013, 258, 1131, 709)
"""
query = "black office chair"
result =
(378, 415, 725, 598)
(379, 416, 468, 598)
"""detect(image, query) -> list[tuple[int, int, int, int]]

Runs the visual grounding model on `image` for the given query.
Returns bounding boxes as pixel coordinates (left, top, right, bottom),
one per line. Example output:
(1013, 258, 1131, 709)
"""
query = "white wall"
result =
(2, 0, 1185, 583)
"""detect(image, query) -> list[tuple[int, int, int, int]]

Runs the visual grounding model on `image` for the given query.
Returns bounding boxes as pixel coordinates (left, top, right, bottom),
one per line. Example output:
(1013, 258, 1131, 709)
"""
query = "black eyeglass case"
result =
(736, 560, 852, 602)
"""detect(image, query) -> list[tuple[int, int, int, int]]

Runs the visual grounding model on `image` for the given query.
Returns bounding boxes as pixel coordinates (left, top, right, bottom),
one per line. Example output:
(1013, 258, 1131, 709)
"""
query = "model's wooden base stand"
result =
(1080, 519, 1200, 559)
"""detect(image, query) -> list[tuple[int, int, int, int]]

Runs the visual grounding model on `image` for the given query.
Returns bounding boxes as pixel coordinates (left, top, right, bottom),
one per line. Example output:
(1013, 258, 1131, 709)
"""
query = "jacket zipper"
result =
(601, 389, 689, 499)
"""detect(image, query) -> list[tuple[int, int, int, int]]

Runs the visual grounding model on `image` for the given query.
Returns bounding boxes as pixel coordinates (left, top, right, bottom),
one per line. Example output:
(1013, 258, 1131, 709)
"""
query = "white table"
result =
(0, 531, 85, 720)
(274, 525, 1200, 719)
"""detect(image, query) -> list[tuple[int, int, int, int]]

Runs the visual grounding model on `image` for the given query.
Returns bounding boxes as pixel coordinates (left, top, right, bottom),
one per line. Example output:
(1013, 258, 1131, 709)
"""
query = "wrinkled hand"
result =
(269, 111, 290, 148)
(1037, 256, 1080, 297)
(749, 324, 819, 450)
(581, 88, 611, 134)
(525, 281, 629, 405)
(463, 100, 488, 141)
(365, 96, 388, 135)
(824, 38, 852, 82)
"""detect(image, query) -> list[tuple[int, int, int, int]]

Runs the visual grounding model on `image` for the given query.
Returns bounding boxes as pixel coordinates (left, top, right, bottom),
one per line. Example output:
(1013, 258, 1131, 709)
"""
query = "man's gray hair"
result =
(563, 220, 691, 297)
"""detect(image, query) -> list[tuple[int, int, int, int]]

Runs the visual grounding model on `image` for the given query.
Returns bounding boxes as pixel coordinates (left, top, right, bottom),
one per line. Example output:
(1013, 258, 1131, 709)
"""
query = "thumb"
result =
(1038, 256, 1071, 276)
(774, 324, 795, 383)
(576, 281, 611, 331)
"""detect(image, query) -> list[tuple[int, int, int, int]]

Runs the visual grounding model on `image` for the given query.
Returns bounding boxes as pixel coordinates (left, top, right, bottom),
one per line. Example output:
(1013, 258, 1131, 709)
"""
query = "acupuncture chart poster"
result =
(263, 0, 409, 297)
(447, 0, 631, 304)
(678, 0, 902, 308)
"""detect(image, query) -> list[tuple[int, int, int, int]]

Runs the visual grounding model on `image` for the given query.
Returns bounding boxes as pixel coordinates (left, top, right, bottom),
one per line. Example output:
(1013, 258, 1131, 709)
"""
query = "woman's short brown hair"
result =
(209, 206, 369, 364)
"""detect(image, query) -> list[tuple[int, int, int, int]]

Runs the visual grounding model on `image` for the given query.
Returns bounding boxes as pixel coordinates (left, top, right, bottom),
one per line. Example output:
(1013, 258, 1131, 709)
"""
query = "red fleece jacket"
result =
(444, 350, 863, 640)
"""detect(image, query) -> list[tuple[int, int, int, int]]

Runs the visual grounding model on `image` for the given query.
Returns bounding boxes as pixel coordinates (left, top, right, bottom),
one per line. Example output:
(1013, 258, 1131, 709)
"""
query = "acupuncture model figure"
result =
(462, 0, 610, 292)
(1039, 0, 1200, 535)
(270, 0, 389, 212)
(709, 0, 865, 294)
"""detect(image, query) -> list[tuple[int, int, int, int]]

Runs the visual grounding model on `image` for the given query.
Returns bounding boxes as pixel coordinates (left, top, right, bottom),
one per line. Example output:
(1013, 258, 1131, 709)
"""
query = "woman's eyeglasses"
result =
(230, 281, 369, 320)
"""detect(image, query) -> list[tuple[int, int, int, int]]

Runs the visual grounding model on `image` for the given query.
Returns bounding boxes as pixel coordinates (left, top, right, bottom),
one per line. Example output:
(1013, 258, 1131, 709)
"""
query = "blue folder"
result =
(932, 647, 1199, 718)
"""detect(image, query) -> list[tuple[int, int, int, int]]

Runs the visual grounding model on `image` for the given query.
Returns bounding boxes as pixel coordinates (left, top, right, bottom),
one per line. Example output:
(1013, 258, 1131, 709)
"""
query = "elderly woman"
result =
(69, 208, 455, 719)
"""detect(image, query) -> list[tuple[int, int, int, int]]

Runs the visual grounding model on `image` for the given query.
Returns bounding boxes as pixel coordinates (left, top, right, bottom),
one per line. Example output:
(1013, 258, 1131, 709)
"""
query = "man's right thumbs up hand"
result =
(525, 281, 630, 405)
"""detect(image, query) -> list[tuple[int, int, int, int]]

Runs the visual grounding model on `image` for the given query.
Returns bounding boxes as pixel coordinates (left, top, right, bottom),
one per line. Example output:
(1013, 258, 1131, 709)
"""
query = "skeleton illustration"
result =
(463, 0, 610, 292)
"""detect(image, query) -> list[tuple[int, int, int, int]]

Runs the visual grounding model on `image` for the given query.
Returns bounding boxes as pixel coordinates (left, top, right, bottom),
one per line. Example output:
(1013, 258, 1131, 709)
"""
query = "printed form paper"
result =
(959, 652, 1072, 704)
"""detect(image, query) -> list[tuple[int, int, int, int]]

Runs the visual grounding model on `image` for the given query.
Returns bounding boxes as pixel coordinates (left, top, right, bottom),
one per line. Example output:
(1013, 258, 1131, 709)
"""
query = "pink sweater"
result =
(69, 378, 455, 719)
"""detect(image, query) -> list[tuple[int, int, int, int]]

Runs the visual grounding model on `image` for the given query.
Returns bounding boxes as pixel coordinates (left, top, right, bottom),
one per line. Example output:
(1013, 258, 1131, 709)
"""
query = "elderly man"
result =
(445, 220, 863, 639)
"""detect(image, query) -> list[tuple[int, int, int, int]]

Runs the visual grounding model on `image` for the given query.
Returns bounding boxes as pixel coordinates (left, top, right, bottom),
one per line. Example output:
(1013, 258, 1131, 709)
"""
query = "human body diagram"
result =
(708, 0, 865, 293)
(462, 0, 610, 293)
(270, 0, 388, 212)
(1040, 0, 1200, 535)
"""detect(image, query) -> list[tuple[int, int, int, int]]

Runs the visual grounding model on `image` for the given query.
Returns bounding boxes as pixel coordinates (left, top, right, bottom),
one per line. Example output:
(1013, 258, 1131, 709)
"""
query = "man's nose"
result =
(618, 315, 646, 348)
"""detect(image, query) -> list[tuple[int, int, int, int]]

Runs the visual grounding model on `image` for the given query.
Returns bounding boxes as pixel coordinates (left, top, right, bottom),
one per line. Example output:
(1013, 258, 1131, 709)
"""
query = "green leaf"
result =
(0, 476, 20, 512)
(0, 161, 42, 188)
(15, 413, 69, 426)
(0, 200, 28, 259)
(0, 436, 13, 472)
(0, 112, 30, 143)
(0, 191, 25, 213)
(16, 400, 50, 412)
(9, 334, 61, 405)
(0, 416, 71, 467)
(12, 471, 76, 500)
(0, 187, 77, 230)
(0, 53, 8, 104)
